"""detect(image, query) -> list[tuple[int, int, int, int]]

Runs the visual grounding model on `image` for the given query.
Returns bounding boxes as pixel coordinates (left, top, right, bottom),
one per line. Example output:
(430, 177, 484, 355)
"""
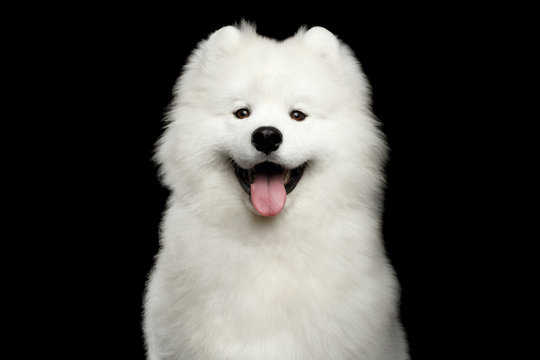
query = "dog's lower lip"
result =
(232, 160, 306, 195)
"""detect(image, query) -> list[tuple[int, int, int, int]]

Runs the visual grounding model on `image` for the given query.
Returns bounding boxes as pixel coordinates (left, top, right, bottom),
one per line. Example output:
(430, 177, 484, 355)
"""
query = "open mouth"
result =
(232, 161, 307, 216)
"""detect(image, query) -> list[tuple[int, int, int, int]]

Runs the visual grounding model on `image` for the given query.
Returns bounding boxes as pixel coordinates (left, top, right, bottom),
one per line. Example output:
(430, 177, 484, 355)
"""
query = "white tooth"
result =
(283, 170, 291, 185)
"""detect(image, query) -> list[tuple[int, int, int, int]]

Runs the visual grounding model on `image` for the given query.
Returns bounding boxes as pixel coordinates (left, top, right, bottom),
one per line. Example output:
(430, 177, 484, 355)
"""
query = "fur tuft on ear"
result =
(303, 26, 341, 60)
(202, 25, 241, 61)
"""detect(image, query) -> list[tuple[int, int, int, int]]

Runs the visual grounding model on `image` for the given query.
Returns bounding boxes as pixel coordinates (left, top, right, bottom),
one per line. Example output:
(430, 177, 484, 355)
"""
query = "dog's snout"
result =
(251, 126, 283, 155)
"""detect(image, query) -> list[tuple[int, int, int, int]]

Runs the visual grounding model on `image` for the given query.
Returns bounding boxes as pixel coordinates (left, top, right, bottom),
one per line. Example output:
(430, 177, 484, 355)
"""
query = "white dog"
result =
(144, 23, 408, 360)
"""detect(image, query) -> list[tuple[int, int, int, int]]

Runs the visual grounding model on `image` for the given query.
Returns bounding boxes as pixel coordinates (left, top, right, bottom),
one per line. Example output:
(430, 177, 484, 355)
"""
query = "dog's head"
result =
(157, 24, 386, 220)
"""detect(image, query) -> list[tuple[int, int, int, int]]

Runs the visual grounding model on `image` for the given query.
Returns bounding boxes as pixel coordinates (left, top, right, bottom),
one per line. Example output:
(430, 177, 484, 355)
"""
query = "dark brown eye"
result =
(234, 108, 250, 119)
(290, 110, 307, 121)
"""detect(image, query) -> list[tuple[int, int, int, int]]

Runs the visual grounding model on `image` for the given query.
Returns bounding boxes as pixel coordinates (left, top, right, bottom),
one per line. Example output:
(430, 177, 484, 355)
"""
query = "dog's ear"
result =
(202, 26, 241, 61)
(303, 27, 341, 60)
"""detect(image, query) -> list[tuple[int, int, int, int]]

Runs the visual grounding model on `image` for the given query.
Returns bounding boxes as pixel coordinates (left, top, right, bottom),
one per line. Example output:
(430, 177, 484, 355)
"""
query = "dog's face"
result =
(158, 25, 384, 219)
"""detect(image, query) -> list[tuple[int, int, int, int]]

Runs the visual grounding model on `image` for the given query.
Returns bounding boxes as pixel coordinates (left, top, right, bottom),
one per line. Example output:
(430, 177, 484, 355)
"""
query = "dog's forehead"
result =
(217, 47, 338, 96)
(180, 30, 361, 111)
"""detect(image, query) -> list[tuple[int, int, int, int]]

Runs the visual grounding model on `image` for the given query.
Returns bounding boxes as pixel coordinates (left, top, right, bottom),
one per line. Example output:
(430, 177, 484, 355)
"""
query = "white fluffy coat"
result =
(144, 24, 408, 360)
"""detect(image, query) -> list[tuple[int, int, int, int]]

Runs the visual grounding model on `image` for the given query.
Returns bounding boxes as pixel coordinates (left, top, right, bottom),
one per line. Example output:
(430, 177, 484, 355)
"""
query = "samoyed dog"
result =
(144, 23, 408, 360)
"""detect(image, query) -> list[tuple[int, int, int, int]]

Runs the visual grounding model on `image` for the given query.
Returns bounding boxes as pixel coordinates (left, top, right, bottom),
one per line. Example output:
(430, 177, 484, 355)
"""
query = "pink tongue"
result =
(250, 173, 286, 216)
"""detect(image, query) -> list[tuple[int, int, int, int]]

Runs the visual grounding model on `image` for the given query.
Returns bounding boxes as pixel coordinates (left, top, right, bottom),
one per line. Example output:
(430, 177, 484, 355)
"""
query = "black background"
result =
(19, 4, 515, 359)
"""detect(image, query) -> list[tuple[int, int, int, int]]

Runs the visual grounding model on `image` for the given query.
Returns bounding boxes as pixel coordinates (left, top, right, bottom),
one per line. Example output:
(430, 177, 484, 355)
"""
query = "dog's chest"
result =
(167, 253, 358, 358)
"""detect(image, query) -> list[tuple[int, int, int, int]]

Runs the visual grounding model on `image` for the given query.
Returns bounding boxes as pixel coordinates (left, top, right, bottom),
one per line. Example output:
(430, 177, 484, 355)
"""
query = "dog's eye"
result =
(234, 108, 250, 119)
(290, 110, 307, 121)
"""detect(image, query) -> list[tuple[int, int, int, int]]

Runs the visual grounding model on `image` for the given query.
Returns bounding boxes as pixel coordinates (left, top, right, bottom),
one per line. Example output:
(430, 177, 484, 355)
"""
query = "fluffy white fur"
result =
(144, 23, 408, 360)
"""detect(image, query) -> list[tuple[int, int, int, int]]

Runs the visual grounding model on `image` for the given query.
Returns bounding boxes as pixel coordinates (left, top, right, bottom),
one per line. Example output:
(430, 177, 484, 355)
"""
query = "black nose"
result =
(251, 126, 283, 155)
